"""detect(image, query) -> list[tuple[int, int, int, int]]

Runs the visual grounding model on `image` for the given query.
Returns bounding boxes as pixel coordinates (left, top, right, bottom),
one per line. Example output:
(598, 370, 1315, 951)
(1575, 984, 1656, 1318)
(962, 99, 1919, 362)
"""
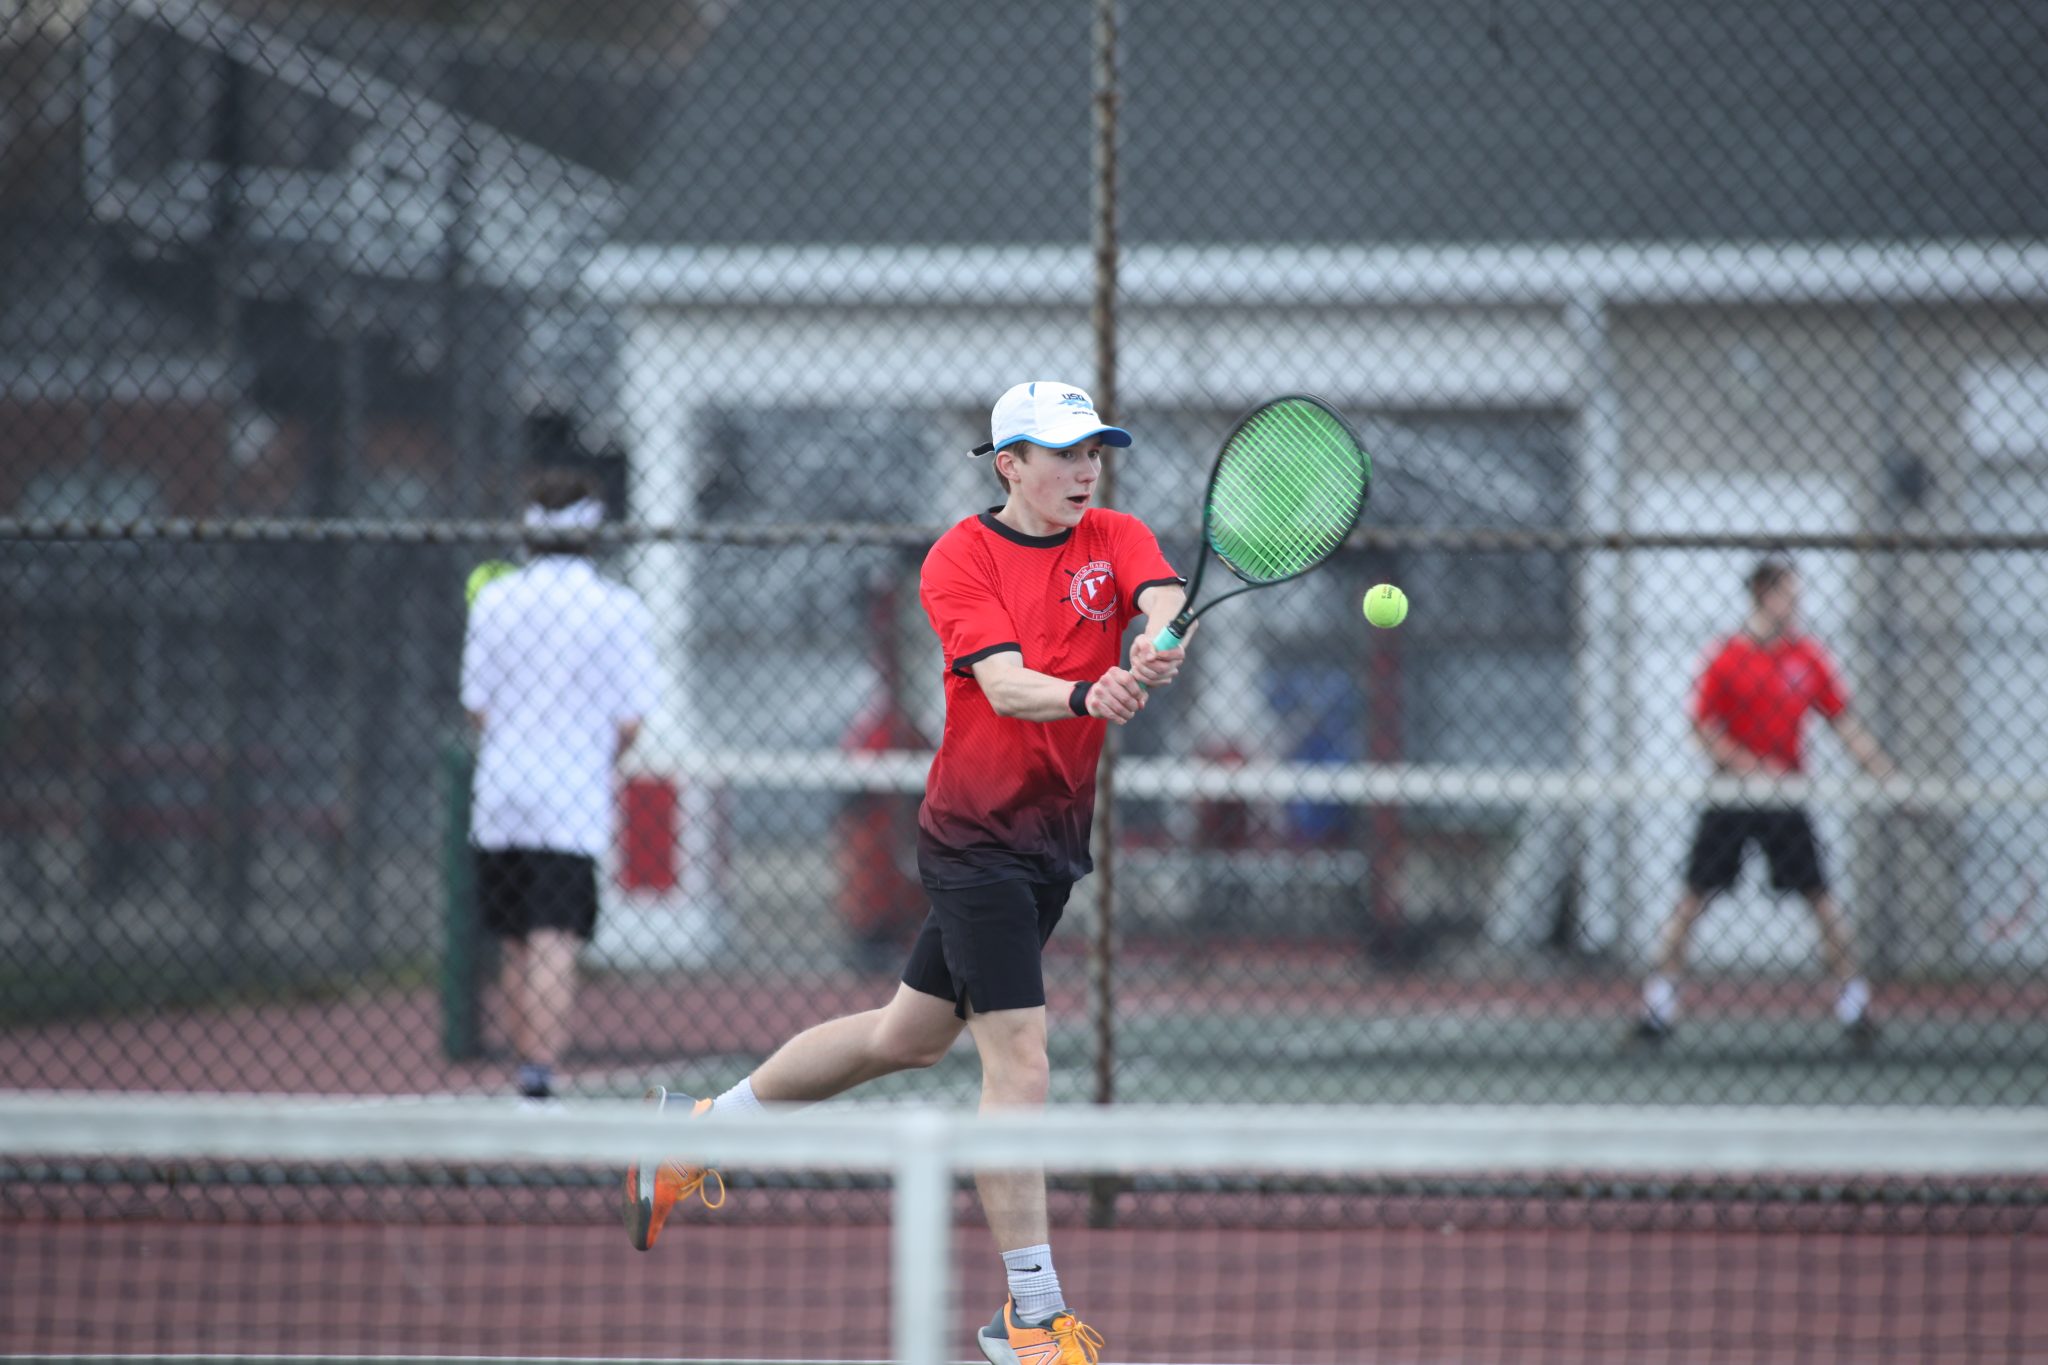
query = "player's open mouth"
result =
(1067, 495, 1089, 506)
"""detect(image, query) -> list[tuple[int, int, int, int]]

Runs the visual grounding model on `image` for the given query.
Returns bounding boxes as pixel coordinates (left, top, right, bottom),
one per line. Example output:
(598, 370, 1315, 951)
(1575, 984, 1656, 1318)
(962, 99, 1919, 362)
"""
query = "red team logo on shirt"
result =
(1068, 561, 1117, 621)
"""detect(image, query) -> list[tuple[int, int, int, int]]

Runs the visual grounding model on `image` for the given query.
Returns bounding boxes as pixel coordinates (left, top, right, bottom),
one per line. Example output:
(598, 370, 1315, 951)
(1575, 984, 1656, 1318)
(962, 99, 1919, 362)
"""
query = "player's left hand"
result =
(1129, 623, 1195, 687)
(1088, 666, 1148, 723)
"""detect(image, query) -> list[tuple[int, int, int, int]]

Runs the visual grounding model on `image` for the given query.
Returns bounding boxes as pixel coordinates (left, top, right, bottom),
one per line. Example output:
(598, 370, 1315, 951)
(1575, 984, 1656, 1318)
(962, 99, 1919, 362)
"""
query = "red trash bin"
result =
(834, 700, 927, 967)
(619, 775, 679, 893)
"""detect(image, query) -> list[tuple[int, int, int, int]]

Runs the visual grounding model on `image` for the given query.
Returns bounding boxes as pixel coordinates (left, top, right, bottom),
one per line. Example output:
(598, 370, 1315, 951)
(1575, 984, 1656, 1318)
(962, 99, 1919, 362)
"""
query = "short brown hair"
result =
(1747, 556, 1796, 603)
(528, 468, 596, 511)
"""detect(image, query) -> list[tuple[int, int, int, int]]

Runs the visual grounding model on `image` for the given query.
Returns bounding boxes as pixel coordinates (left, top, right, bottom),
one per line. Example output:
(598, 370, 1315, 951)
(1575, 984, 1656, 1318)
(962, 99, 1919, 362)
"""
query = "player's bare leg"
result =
(1656, 889, 1712, 980)
(503, 929, 578, 1099)
(522, 928, 579, 1067)
(497, 938, 529, 1063)
(626, 984, 962, 1251)
(966, 1005, 1099, 1365)
(748, 982, 966, 1103)
(1636, 889, 1712, 1043)
(1805, 891, 1876, 1046)
(964, 1004, 1053, 1249)
(1803, 890, 1856, 980)
(497, 938, 537, 1095)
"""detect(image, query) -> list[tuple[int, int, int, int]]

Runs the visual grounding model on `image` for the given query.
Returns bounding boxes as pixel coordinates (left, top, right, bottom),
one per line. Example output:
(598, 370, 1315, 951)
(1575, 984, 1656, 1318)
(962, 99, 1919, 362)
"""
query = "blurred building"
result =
(5, 0, 2045, 1098)
(0, 0, 671, 988)
(593, 0, 2048, 972)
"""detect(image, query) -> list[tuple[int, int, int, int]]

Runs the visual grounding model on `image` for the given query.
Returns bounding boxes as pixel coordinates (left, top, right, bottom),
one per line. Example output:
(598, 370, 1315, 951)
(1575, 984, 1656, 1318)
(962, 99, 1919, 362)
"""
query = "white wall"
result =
(598, 293, 1580, 962)
(1959, 364, 2048, 967)
(593, 250, 2039, 976)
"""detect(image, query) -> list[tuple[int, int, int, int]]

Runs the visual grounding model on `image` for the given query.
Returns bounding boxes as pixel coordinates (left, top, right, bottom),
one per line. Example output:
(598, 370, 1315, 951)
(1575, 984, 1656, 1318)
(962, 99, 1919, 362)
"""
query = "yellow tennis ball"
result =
(1363, 583, 1408, 628)
(465, 559, 517, 607)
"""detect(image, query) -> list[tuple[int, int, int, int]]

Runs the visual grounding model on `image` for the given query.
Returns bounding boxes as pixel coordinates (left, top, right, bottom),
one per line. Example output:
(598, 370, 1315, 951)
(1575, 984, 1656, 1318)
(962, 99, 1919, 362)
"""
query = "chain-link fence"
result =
(4, 0, 2046, 1106)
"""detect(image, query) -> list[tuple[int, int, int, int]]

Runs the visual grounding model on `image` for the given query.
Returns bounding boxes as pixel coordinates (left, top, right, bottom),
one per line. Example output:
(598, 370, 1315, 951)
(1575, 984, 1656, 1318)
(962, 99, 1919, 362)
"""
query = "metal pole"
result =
(1869, 301, 1913, 975)
(211, 46, 256, 949)
(1085, 0, 1123, 1229)
(1566, 296, 1630, 956)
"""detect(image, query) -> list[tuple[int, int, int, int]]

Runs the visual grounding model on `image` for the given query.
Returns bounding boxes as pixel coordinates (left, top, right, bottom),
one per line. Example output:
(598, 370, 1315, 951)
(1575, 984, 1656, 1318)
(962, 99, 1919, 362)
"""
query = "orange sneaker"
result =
(621, 1086, 725, 1251)
(977, 1297, 1104, 1365)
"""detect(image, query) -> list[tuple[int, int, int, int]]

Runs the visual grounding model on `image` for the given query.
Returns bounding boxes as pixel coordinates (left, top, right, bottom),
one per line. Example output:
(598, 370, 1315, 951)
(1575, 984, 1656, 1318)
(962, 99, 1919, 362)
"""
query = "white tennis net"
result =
(6, 1094, 2046, 1364)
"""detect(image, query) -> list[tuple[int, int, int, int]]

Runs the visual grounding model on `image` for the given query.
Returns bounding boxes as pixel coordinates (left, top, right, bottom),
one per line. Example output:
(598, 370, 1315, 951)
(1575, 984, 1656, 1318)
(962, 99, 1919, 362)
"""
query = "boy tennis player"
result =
(1635, 557, 1895, 1049)
(624, 382, 1189, 1365)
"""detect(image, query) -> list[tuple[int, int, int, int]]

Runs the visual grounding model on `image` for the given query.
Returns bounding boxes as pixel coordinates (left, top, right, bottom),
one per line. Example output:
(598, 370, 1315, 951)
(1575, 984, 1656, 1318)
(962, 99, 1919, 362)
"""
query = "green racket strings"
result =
(1207, 400, 1368, 582)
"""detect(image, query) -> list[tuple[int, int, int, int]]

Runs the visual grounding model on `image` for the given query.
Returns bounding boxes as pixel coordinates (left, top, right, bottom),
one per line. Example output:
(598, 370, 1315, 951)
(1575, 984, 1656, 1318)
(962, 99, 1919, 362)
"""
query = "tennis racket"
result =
(1150, 395, 1371, 658)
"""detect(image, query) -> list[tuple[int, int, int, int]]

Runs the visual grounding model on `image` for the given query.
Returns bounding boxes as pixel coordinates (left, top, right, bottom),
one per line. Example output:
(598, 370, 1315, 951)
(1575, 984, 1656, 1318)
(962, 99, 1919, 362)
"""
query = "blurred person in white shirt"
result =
(460, 470, 658, 1101)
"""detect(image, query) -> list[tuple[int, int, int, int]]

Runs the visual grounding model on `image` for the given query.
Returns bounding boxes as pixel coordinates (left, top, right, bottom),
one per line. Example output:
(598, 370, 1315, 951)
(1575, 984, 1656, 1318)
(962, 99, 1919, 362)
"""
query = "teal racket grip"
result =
(1149, 611, 1194, 655)
(1138, 609, 1196, 687)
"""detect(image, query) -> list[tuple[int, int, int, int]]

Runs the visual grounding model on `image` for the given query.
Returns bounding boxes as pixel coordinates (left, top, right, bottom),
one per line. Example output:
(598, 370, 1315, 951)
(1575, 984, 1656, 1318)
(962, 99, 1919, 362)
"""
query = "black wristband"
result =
(1069, 680, 1094, 717)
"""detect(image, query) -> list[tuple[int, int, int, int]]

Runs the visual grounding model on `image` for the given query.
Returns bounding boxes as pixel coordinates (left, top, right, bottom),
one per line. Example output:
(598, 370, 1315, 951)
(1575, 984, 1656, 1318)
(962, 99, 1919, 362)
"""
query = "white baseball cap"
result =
(971, 381, 1132, 456)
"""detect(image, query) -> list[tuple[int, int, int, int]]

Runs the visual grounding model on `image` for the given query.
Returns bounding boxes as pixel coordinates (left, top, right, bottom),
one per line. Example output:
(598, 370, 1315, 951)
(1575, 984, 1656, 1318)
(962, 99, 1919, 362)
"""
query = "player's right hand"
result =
(1129, 621, 1195, 688)
(1087, 666, 1146, 724)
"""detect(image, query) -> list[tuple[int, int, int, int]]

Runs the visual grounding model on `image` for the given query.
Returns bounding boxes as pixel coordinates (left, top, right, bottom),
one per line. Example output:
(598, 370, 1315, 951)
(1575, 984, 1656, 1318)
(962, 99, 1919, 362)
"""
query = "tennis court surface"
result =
(6, 1096, 2045, 1364)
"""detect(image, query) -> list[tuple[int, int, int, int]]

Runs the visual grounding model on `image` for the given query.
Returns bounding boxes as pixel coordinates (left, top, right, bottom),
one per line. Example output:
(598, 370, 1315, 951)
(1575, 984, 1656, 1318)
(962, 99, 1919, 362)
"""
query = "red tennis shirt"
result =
(917, 508, 1181, 888)
(1692, 632, 1847, 773)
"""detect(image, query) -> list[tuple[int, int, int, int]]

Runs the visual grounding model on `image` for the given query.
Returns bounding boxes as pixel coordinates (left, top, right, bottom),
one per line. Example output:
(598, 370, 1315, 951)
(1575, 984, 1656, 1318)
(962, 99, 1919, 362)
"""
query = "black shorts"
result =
(901, 879, 1072, 1019)
(475, 847, 600, 940)
(1683, 806, 1828, 897)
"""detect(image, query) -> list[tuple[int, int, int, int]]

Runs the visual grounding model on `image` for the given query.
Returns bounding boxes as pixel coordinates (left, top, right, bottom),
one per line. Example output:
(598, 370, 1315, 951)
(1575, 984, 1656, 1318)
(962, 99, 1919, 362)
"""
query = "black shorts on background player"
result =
(476, 846, 600, 939)
(1683, 806, 1827, 896)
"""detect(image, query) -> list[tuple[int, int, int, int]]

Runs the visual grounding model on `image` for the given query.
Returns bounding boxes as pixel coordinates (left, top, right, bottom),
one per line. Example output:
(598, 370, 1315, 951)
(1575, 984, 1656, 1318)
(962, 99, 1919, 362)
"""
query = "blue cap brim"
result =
(994, 424, 1133, 452)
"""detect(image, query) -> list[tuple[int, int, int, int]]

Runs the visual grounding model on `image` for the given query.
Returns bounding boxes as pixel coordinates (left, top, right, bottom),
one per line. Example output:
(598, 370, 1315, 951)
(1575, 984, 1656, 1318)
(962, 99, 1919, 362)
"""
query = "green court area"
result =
(587, 1004, 2048, 1111)
(1090, 1007, 2048, 1105)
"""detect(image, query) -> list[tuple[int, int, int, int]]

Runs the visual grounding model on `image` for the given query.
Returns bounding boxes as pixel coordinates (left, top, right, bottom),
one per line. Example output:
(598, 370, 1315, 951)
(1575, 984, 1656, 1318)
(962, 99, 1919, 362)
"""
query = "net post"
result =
(892, 1107, 953, 1365)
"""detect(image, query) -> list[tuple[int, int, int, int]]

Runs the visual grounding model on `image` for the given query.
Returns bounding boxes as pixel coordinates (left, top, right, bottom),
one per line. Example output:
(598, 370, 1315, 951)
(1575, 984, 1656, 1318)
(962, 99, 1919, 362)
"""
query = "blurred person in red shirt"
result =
(1635, 557, 1895, 1050)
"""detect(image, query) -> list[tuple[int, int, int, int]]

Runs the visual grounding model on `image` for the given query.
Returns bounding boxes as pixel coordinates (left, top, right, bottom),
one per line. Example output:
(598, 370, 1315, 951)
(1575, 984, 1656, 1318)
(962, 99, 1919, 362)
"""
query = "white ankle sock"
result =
(1836, 977, 1870, 1024)
(712, 1077, 765, 1116)
(1643, 975, 1678, 1024)
(1003, 1243, 1065, 1323)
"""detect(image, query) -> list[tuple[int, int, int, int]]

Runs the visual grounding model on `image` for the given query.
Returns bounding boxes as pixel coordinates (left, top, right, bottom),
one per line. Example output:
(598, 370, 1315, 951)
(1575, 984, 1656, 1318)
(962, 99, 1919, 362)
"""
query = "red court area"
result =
(7, 1181, 2044, 1363)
